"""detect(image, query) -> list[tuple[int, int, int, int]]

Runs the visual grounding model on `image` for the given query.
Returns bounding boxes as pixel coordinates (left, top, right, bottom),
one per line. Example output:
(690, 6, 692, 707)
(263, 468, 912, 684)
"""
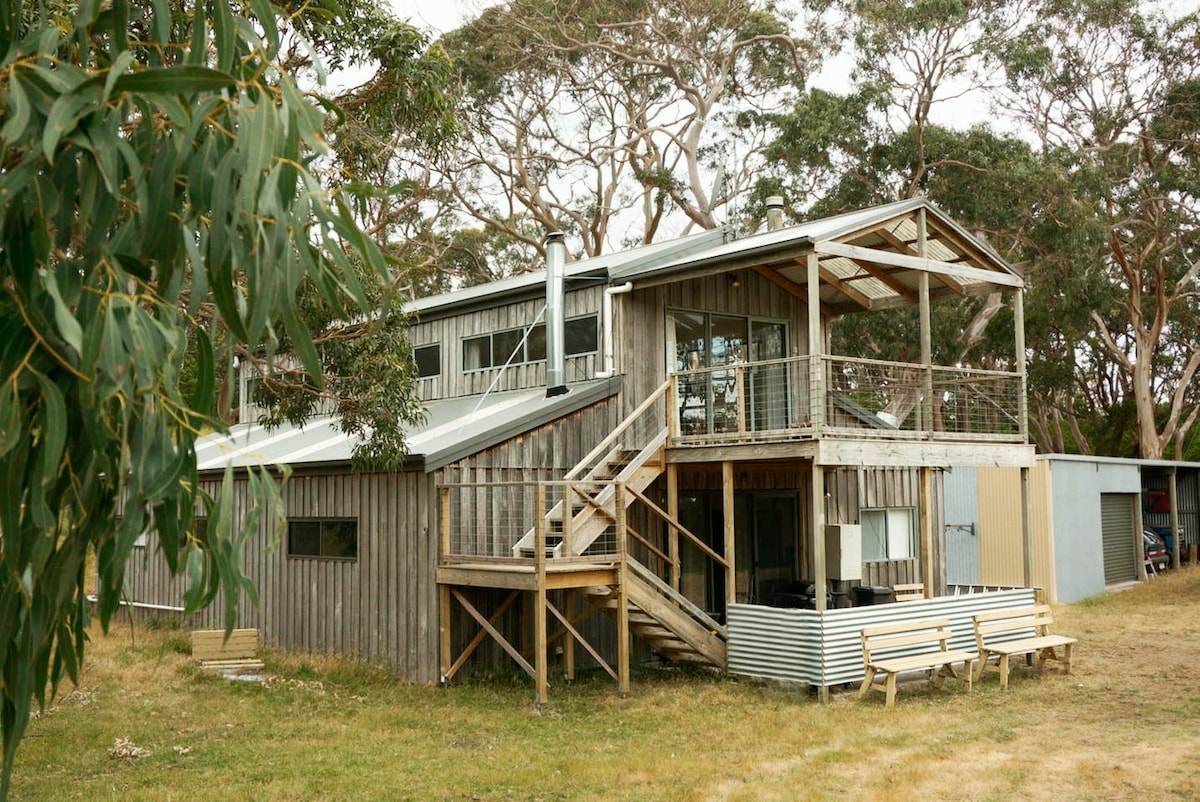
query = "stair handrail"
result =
(565, 379, 670, 481)
(623, 484, 728, 570)
(626, 557, 725, 636)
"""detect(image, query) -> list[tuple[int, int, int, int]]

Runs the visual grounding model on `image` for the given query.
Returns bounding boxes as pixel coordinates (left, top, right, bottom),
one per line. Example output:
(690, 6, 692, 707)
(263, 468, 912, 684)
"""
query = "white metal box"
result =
(825, 524, 863, 581)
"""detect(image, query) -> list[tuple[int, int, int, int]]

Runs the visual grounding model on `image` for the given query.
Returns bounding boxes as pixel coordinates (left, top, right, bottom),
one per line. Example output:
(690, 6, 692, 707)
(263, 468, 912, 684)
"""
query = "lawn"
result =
(10, 569, 1200, 801)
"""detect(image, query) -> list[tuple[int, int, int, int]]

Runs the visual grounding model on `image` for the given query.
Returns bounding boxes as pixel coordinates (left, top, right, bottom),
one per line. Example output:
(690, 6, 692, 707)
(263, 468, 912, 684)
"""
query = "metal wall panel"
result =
(728, 588, 1035, 688)
(943, 467, 980, 585)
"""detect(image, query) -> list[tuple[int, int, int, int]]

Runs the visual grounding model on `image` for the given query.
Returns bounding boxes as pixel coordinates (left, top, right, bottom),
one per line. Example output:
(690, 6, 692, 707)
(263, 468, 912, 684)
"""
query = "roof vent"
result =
(766, 195, 785, 231)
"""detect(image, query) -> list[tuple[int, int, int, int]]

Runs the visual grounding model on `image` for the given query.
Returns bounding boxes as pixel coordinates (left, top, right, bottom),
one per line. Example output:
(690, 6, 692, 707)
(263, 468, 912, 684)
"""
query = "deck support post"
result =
(563, 589, 575, 681)
(722, 461, 737, 610)
(1020, 466, 1034, 588)
(1014, 287, 1028, 438)
(667, 464, 681, 592)
(812, 462, 827, 612)
(535, 484, 549, 707)
(439, 585, 452, 685)
(920, 467, 934, 597)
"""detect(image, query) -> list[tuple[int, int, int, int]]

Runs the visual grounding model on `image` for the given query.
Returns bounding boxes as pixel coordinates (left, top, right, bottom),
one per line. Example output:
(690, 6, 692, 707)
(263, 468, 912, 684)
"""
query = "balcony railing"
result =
(668, 354, 1025, 445)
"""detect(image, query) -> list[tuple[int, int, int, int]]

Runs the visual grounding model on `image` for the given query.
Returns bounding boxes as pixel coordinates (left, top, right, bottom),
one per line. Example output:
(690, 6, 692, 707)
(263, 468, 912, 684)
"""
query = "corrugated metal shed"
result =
(196, 377, 620, 473)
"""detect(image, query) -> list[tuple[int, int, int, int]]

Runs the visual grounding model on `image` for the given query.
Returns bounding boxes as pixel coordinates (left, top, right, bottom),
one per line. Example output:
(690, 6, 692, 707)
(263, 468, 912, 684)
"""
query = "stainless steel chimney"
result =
(544, 231, 568, 397)
(766, 195, 785, 231)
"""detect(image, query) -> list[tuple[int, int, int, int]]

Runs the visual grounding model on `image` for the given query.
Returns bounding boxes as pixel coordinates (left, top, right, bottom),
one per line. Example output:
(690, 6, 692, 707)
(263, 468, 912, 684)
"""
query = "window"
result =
(461, 315, 598, 371)
(565, 316, 598, 356)
(414, 344, 440, 378)
(861, 508, 915, 561)
(288, 518, 358, 560)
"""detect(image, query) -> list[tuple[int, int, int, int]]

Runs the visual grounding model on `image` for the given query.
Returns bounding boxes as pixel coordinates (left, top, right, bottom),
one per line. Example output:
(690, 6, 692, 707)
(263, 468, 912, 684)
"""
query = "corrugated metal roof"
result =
(195, 377, 621, 473)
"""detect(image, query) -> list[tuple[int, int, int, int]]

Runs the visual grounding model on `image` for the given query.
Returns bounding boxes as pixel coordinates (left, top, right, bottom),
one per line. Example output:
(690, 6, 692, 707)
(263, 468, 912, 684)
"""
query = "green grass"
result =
(11, 570, 1200, 801)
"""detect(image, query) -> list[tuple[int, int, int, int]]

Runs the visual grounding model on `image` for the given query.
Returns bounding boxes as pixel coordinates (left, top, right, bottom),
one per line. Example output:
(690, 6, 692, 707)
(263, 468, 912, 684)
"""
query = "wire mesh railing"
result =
(669, 356, 815, 443)
(824, 356, 1025, 439)
(439, 480, 621, 563)
(668, 354, 1025, 443)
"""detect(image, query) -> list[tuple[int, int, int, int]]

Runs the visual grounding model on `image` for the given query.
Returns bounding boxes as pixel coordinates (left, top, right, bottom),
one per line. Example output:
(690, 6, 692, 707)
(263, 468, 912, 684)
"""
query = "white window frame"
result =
(860, 507, 915, 562)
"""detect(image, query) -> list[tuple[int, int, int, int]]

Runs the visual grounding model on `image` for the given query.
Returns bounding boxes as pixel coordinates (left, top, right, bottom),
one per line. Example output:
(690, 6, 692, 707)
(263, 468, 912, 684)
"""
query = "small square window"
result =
(527, 324, 547, 362)
(566, 316, 598, 356)
(463, 336, 492, 371)
(415, 344, 440, 378)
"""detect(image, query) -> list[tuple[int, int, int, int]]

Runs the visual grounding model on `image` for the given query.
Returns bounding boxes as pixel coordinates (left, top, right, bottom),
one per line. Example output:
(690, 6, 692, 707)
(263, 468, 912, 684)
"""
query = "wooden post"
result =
(920, 467, 934, 597)
(667, 463, 680, 592)
(561, 481, 574, 557)
(614, 482, 630, 697)
(806, 252, 824, 433)
(439, 485, 451, 561)
(735, 365, 746, 433)
(812, 463, 827, 612)
(811, 461, 828, 705)
(1169, 468, 1181, 569)
(666, 375, 680, 440)
(722, 461, 737, 610)
(562, 589, 575, 681)
(1020, 466, 1034, 588)
(438, 484, 453, 687)
(1014, 287, 1028, 439)
(439, 585, 452, 686)
(534, 484, 549, 706)
(917, 208, 933, 434)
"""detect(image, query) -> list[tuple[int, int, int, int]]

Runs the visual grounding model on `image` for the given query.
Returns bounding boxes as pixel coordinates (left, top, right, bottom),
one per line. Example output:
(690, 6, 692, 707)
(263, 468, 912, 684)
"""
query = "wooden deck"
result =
(436, 560, 619, 591)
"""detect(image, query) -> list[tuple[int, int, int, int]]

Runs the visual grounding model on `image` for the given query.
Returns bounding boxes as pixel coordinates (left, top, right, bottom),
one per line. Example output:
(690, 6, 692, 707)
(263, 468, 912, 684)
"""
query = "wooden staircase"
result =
(585, 559, 726, 667)
(511, 430, 667, 559)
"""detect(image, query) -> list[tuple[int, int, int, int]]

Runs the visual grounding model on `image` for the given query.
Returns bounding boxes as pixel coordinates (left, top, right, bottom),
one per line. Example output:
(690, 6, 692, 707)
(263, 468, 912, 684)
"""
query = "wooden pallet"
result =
(191, 628, 261, 672)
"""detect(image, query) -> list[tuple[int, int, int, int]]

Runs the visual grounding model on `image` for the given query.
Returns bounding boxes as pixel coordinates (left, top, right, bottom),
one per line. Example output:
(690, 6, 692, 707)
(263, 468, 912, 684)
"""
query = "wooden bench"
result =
(893, 582, 925, 601)
(858, 618, 974, 707)
(972, 605, 1075, 689)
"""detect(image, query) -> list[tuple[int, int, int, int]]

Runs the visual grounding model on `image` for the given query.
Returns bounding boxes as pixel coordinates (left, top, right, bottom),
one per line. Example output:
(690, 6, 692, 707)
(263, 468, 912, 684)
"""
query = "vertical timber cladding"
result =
(824, 466, 944, 590)
(409, 285, 605, 404)
(1100, 492, 1138, 585)
(118, 470, 443, 682)
(439, 396, 622, 676)
(620, 271, 807, 419)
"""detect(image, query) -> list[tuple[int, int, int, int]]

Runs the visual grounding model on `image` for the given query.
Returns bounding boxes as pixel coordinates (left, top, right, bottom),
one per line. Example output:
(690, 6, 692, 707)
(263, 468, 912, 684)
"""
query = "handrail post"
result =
(735, 365, 746, 433)
(561, 481, 575, 557)
(534, 482, 549, 706)
(439, 485, 451, 562)
(666, 375, 680, 440)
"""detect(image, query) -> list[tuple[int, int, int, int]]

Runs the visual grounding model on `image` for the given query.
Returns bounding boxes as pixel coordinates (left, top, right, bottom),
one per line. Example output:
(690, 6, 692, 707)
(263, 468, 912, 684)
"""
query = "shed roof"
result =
(195, 377, 620, 473)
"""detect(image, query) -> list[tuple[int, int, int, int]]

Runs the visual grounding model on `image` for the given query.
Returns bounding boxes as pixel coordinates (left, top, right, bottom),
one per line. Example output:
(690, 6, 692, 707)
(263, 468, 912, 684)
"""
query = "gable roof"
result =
(610, 197, 1023, 314)
(408, 198, 1022, 321)
(195, 377, 621, 473)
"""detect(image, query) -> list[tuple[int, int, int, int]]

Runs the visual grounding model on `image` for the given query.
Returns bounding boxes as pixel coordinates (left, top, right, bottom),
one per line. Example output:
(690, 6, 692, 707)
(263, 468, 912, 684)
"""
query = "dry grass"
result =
(11, 570, 1200, 801)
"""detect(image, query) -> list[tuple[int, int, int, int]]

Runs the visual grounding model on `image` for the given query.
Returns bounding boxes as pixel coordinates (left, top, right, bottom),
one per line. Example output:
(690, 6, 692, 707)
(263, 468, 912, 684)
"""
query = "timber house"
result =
(123, 197, 1040, 700)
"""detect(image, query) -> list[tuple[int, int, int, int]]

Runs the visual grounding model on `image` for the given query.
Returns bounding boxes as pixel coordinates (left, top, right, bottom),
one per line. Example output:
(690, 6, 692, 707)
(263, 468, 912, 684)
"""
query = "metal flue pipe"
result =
(544, 232, 568, 397)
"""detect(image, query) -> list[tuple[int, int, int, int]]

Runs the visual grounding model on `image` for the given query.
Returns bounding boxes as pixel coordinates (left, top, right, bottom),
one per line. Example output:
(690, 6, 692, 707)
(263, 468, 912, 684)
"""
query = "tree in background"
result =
(437, 0, 819, 265)
(765, 0, 1200, 459)
(0, 0, 409, 792)
(999, 1, 1200, 459)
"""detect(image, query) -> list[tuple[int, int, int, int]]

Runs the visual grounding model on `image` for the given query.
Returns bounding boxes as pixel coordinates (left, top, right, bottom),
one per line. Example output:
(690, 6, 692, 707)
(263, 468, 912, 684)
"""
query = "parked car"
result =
(1143, 530, 1170, 573)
